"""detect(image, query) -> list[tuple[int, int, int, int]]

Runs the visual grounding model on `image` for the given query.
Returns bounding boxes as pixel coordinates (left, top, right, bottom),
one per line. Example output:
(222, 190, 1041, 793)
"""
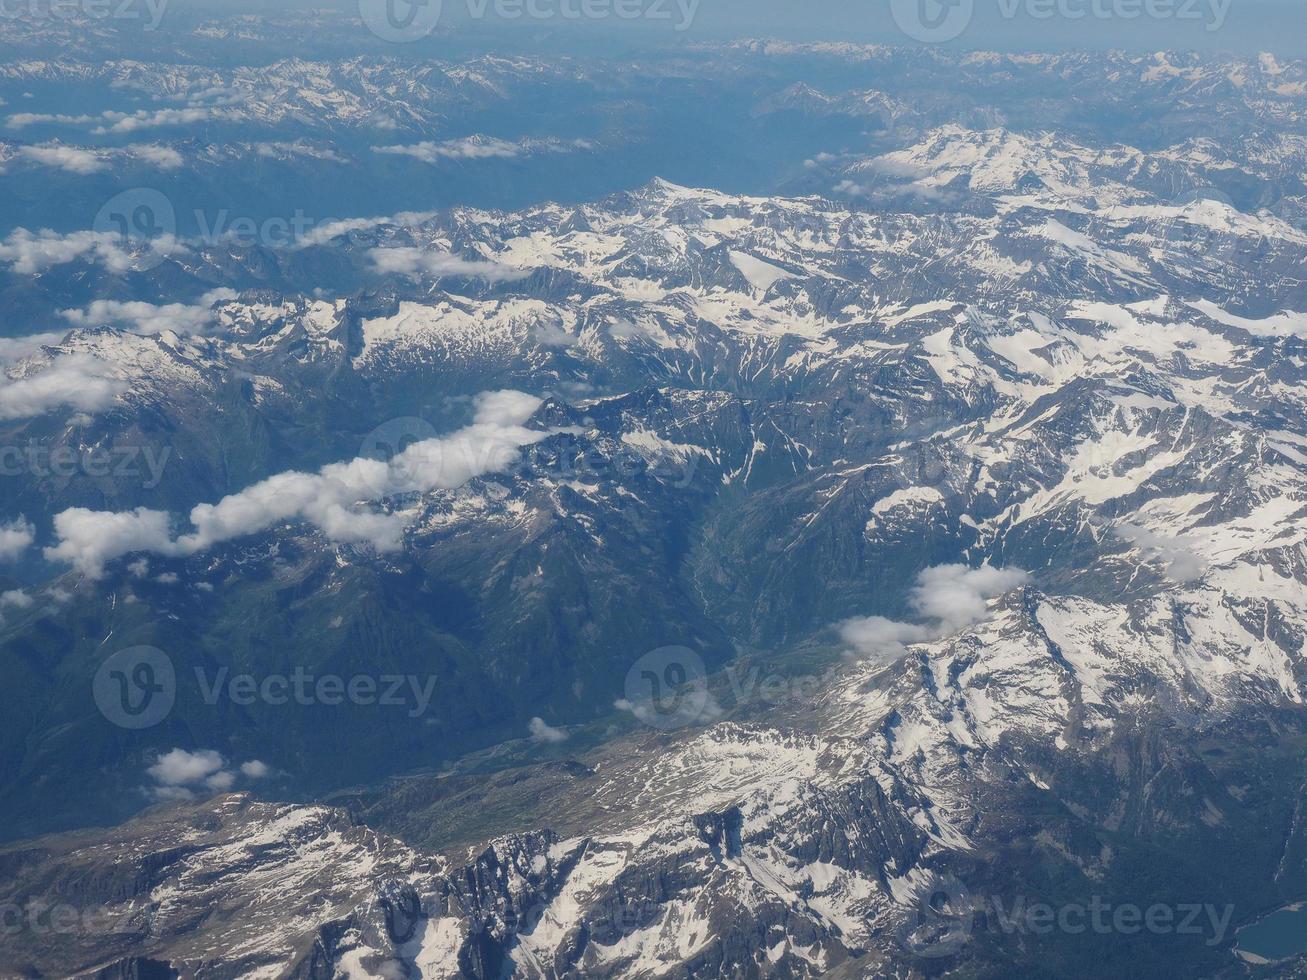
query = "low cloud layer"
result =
(129, 144, 185, 170)
(62, 290, 236, 336)
(837, 616, 934, 664)
(46, 391, 549, 577)
(0, 353, 126, 421)
(0, 589, 33, 625)
(0, 332, 66, 364)
(17, 144, 105, 175)
(146, 748, 269, 802)
(910, 563, 1032, 635)
(1113, 523, 1208, 583)
(376, 136, 525, 162)
(374, 136, 591, 164)
(529, 717, 569, 743)
(294, 210, 436, 248)
(0, 228, 180, 274)
(0, 590, 32, 609)
(369, 246, 527, 283)
(6, 143, 182, 175)
(7, 108, 234, 134)
(0, 518, 35, 561)
(840, 563, 1031, 662)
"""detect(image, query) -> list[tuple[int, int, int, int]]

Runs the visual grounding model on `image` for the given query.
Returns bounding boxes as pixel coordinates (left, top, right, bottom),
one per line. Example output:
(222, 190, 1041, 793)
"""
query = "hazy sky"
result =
(195, 0, 1307, 55)
(669, 0, 1301, 53)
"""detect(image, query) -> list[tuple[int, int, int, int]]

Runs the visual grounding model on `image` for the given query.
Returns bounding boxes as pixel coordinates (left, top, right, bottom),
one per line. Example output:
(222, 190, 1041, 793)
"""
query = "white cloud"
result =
(0, 589, 32, 609)
(147, 748, 226, 787)
(205, 770, 236, 791)
(839, 563, 1030, 661)
(368, 246, 527, 283)
(145, 749, 272, 801)
(6, 112, 96, 129)
(129, 144, 185, 170)
(46, 507, 176, 578)
(253, 141, 347, 164)
(17, 144, 105, 174)
(8, 108, 231, 134)
(529, 717, 569, 743)
(910, 564, 1032, 636)
(1113, 523, 1208, 583)
(0, 588, 32, 625)
(61, 290, 234, 336)
(376, 137, 524, 162)
(0, 518, 35, 561)
(532, 320, 578, 347)
(94, 108, 232, 135)
(46, 390, 549, 577)
(0, 353, 127, 421)
(294, 210, 435, 248)
(375, 136, 592, 164)
(0, 332, 66, 364)
(5, 139, 181, 173)
(0, 228, 179, 274)
(838, 616, 933, 663)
